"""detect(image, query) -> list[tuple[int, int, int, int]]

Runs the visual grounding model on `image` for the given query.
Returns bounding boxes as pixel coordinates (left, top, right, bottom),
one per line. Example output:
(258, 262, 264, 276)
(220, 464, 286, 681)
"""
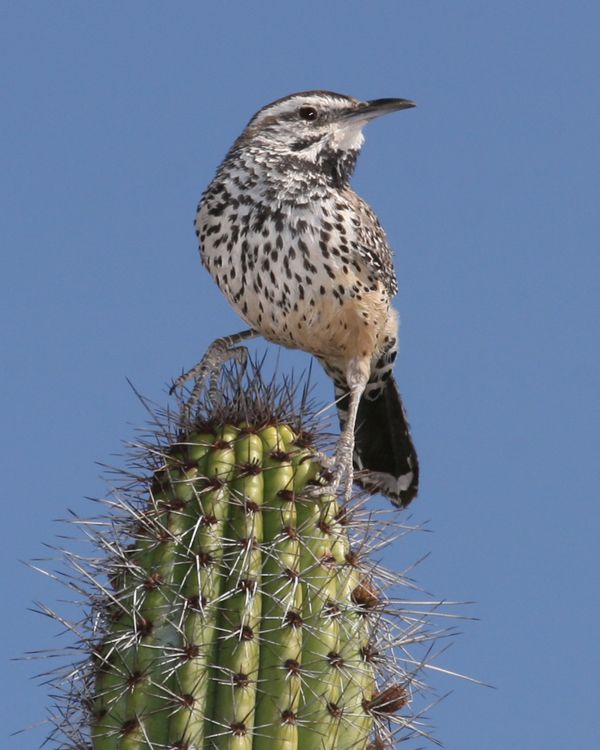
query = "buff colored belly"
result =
(247, 284, 390, 365)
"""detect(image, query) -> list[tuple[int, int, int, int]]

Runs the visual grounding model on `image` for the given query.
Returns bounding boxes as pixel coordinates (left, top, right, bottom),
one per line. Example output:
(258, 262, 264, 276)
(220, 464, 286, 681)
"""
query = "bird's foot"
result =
(169, 335, 249, 411)
(306, 437, 355, 503)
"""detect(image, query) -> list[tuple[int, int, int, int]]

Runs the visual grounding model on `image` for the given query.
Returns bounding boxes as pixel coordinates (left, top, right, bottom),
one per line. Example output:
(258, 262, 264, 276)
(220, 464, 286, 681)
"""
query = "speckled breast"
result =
(197, 192, 393, 365)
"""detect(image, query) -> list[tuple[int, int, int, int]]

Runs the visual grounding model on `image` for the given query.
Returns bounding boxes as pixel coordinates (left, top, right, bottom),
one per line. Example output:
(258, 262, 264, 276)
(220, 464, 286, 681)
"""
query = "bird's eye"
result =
(298, 106, 318, 121)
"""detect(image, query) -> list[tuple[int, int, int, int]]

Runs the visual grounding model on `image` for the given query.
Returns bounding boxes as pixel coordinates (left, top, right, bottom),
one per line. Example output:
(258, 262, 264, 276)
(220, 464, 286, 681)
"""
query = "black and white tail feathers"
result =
(335, 376, 419, 507)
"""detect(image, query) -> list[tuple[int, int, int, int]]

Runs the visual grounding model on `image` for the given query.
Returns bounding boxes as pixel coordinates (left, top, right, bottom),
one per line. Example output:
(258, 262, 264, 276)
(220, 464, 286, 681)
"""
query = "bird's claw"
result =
(169, 338, 249, 411)
(305, 446, 355, 503)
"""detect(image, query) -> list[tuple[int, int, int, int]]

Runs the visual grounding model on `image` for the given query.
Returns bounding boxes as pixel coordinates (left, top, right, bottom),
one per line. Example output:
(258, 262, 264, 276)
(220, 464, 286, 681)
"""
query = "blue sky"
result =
(2, 2, 599, 747)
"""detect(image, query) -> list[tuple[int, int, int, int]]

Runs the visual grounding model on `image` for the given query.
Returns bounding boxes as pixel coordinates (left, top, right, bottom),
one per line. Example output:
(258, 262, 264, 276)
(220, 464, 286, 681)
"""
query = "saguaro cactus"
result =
(36, 366, 454, 749)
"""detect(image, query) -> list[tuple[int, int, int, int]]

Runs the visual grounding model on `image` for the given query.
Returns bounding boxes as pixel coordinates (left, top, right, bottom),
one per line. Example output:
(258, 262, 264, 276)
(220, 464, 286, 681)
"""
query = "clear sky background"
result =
(2, 2, 598, 748)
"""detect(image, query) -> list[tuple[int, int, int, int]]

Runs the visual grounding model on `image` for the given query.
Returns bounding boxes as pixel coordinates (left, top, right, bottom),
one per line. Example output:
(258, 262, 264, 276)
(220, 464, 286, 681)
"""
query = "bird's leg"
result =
(335, 375, 368, 502)
(170, 329, 257, 406)
(311, 358, 369, 502)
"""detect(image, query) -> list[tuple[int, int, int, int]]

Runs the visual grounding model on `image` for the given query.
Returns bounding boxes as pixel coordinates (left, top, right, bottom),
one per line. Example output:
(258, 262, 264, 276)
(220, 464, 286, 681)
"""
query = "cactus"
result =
(33, 364, 459, 749)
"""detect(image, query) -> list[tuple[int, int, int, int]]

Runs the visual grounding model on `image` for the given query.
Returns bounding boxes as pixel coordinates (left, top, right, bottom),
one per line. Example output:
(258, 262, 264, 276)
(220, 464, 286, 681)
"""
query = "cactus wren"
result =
(174, 91, 419, 506)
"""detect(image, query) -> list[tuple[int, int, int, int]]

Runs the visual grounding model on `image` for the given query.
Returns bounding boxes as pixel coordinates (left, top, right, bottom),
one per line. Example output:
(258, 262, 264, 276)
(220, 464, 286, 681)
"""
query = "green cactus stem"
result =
(34, 364, 459, 749)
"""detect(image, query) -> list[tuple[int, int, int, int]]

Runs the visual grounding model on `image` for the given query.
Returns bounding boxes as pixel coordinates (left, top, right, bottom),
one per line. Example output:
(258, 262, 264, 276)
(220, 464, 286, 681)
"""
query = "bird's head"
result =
(230, 90, 415, 186)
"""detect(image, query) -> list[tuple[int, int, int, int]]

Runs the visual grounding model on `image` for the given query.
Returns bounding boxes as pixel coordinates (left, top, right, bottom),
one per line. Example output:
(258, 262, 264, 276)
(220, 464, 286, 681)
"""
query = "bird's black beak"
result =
(342, 98, 416, 123)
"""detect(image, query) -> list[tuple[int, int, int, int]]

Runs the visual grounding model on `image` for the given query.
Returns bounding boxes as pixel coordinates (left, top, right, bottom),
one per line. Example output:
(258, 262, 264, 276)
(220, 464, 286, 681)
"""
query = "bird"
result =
(173, 90, 419, 507)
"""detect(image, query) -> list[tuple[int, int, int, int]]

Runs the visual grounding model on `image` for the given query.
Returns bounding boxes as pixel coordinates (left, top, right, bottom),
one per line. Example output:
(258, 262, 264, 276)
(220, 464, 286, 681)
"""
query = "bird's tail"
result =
(335, 375, 419, 507)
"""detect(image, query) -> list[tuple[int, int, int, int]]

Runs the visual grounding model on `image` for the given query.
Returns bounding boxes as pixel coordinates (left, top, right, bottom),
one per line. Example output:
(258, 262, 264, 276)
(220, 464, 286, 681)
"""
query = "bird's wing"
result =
(349, 193, 398, 297)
